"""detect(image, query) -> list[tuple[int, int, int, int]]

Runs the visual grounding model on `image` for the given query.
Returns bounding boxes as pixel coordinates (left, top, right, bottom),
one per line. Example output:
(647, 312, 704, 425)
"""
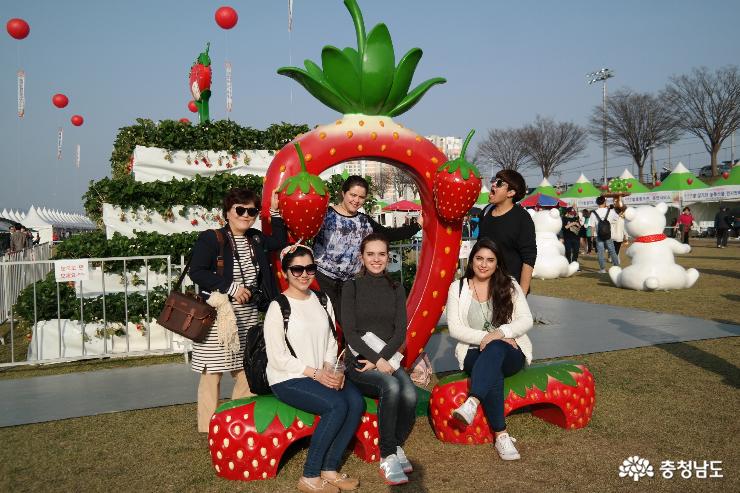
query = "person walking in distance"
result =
(590, 196, 620, 273)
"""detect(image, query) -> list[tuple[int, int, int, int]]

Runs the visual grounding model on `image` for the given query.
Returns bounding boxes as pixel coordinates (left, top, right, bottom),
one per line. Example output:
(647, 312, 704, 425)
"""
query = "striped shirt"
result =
(191, 234, 260, 373)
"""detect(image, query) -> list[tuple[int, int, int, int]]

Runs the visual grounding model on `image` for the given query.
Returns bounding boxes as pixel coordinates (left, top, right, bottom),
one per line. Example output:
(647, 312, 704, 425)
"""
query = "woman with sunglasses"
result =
(189, 187, 287, 433)
(313, 175, 422, 321)
(446, 238, 534, 461)
(342, 233, 417, 485)
(266, 244, 364, 493)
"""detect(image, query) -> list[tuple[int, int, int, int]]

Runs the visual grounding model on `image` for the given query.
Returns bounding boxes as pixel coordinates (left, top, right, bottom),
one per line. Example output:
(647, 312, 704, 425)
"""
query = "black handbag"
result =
(157, 230, 224, 342)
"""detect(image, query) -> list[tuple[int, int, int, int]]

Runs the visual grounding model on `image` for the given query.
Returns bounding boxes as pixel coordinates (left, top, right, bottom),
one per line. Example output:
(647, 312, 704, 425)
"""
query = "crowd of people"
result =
(2, 226, 40, 255)
(184, 169, 736, 491)
(188, 171, 537, 492)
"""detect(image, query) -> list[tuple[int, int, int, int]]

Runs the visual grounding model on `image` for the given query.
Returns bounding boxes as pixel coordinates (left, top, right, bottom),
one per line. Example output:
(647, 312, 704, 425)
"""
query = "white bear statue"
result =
(529, 208, 579, 279)
(609, 202, 699, 290)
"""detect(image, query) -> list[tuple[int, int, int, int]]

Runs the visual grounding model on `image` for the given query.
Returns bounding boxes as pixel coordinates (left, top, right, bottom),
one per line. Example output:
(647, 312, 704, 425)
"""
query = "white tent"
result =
(19, 206, 54, 243)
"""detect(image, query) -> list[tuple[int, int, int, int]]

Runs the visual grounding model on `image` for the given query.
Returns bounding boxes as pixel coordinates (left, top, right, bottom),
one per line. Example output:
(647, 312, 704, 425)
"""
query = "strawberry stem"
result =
(460, 129, 475, 160)
(344, 0, 366, 56)
(293, 142, 308, 173)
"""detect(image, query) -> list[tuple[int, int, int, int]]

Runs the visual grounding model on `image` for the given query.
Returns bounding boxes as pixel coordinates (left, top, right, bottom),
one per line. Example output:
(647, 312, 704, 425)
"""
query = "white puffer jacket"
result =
(446, 277, 534, 370)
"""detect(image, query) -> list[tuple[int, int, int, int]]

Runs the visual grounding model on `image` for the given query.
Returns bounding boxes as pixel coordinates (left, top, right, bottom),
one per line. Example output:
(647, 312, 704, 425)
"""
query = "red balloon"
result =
(6, 18, 30, 40)
(179, 118, 191, 123)
(215, 6, 238, 29)
(722, 171, 730, 179)
(627, 182, 633, 188)
(70, 115, 84, 126)
(188, 100, 198, 113)
(52, 93, 69, 109)
(687, 178, 694, 185)
(577, 187, 583, 193)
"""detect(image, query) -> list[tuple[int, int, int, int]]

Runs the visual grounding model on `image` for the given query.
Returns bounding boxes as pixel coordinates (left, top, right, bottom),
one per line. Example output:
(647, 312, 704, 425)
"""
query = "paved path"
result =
(2, 295, 738, 427)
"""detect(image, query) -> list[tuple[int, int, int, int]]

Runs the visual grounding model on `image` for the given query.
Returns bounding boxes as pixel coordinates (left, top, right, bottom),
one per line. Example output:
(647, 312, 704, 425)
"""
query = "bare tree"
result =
(588, 90, 680, 183)
(520, 116, 587, 178)
(388, 166, 417, 200)
(662, 65, 740, 176)
(475, 128, 529, 178)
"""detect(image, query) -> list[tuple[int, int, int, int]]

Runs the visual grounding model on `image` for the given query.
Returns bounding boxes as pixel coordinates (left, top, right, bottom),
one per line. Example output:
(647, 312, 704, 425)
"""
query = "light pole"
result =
(587, 68, 615, 185)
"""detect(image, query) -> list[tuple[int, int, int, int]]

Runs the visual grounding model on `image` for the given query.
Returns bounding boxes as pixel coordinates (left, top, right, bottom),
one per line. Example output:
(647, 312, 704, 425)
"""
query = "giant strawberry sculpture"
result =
(261, 0, 482, 366)
(434, 129, 482, 222)
(277, 142, 331, 240)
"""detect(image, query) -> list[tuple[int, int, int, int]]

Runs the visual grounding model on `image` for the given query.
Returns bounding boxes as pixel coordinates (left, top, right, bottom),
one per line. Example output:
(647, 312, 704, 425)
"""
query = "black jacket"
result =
(189, 218, 287, 301)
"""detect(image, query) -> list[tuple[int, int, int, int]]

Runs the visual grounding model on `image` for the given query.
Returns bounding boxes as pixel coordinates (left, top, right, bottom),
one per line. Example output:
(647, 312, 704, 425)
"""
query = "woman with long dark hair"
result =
(266, 244, 364, 493)
(189, 188, 286, 433)
(446, 238, 534, 460)
(342, 233, 417, 485)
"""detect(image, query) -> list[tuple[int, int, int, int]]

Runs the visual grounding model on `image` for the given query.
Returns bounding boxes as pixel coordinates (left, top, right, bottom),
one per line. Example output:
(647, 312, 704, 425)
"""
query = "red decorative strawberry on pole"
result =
(277, 142, 330, 240)
(189, 43, 212, 123)
(434, 129, 482, 222)
(260, 0, 475, 367)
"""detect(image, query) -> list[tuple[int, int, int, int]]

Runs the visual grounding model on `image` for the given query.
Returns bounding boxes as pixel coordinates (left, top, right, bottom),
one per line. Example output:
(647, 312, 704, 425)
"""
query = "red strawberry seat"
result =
(207, 395, 385, 481)
(430, 361, 595, 444)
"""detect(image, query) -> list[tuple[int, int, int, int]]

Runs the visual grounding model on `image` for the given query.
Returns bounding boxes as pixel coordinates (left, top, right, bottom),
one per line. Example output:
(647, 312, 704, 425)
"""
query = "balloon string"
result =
(288, 29, 293, 116)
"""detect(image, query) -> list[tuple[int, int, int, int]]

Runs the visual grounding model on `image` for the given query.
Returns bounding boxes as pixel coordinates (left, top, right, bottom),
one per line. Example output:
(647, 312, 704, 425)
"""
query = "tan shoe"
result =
(297, 477, 339, 493)
(321, 472, 360, 491)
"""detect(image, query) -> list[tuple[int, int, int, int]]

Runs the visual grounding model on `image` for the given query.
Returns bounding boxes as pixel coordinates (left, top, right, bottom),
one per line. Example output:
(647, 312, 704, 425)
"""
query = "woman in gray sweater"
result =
(341, 233, 417, 486)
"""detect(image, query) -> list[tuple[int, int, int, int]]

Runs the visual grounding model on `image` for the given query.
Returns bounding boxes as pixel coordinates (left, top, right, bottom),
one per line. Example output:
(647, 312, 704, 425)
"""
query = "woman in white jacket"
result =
(447, 238, 534, 461)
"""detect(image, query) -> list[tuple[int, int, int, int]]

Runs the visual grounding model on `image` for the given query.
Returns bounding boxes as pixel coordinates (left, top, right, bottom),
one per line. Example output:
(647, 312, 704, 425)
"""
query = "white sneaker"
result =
(598, 269, 607, 273)
(495, 433, 521, 461)
(396, 446, 412, 473)
(379, 454, 408, 485)
(451, 397, 478, 426)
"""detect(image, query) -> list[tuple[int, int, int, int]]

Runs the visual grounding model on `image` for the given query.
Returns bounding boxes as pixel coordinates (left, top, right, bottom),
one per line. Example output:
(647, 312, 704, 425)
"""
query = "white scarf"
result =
(206, 291, 240, 360)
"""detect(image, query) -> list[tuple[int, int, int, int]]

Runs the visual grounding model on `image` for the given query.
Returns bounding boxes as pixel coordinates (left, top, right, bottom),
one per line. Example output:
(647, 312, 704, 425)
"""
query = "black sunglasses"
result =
(288, 263, 318, 277)
(491, 178, 509, 189)
(234, 206, 260, 217)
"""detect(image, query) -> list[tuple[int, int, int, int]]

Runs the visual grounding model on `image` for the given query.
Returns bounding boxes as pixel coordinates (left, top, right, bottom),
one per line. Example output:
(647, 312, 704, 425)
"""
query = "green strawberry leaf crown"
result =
(278, 142, 329, 196)
(216, 395, 317, 433)
(437, 129, 481, 180)
(277, 0, 446, 117)
(438, 361, 585, 398)
(195, 42, 211, 67)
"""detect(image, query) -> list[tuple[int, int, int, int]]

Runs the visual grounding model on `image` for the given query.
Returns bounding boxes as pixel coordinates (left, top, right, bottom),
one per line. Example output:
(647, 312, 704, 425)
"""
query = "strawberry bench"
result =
(430, 361, 595, 445)
(207, 389, 431, 482)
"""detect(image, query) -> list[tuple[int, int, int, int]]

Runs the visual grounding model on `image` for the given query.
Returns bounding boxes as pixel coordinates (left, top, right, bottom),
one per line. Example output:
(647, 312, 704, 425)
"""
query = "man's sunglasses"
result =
(490, 178, 509, 189)
(288, 263, 318, 277)
(234, 206, 260, 217)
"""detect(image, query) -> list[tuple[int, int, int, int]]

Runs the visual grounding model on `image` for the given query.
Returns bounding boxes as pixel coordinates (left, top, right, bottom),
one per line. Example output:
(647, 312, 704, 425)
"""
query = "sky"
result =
(1, 0, 739, 213)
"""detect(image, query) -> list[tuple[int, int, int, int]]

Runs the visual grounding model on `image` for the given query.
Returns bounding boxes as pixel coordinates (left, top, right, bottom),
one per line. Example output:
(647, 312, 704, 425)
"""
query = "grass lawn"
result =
(1, 337, 738, 493)
(531, 238, 740, 325)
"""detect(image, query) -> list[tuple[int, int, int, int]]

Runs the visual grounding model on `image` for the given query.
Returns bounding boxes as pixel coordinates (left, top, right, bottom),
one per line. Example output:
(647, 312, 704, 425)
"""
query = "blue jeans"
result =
(463, 341, 525, 433)
(346, 362, 417, 457)
(271, 377, 365, 478)
(595, 238, 619, 270)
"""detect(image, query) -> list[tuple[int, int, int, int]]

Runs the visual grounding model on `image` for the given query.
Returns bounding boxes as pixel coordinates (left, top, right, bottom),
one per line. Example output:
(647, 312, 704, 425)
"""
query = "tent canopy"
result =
(383, 200, 421, 212)
(561, 173, 602, 198)
(618, 169, 651, 193)
(653, 162, 709, 191)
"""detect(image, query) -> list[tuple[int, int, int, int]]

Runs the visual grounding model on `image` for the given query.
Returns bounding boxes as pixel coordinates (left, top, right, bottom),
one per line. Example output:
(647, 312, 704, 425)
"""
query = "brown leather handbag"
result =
(157, 230, 224, 342)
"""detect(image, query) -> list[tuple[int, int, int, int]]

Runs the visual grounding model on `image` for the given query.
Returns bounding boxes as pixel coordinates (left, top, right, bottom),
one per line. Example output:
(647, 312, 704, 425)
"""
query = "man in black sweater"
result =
(477, 170, 537, 294)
